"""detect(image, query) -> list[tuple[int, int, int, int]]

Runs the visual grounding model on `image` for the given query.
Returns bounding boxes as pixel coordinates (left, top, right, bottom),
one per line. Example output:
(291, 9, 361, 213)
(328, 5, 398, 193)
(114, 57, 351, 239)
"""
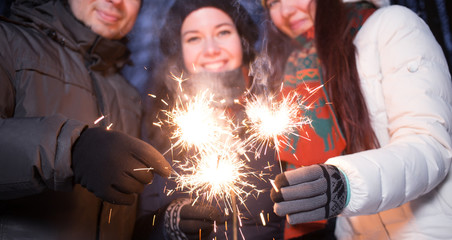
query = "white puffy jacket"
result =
(326, 5, 452, 239)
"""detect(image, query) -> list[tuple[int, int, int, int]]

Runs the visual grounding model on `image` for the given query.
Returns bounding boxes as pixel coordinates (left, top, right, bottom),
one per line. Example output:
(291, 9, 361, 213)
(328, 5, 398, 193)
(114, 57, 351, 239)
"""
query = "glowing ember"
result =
(244, 92, 311, 157)
(174, 147, 256, 206)
(160, 90, 232, 153)
(94, 115, 105, 124)
(260, 211, 266, 226)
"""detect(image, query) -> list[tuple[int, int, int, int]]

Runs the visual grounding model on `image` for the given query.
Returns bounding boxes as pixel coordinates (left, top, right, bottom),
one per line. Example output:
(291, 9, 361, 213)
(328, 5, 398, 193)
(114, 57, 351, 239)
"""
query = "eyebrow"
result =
(182, 22, 235, 37)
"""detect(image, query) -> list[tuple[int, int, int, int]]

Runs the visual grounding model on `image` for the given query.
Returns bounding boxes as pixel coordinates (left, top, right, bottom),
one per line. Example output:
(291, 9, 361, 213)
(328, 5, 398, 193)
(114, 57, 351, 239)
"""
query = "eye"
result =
(185, 35, 201, 44)
(266, 0, 280, 8)
(218, 30, 231, 37)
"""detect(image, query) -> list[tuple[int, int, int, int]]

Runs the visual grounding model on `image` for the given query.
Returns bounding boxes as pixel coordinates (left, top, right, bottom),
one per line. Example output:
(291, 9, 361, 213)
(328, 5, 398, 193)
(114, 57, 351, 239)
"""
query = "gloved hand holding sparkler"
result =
(71, 127, 173, 205)
(270, 164, 349, 224)
(164, 198, 222, 240)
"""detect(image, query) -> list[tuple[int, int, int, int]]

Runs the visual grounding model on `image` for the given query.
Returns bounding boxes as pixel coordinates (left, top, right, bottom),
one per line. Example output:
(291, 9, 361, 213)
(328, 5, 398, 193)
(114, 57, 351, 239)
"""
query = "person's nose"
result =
(280, 0, 296, 18)
(203, 38, 221, 57)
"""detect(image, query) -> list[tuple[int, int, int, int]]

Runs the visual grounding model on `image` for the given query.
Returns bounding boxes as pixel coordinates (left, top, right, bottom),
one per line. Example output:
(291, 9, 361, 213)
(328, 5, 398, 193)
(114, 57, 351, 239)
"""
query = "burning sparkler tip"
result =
(269, 179, 279, 193)
(133, 167, 154, 172)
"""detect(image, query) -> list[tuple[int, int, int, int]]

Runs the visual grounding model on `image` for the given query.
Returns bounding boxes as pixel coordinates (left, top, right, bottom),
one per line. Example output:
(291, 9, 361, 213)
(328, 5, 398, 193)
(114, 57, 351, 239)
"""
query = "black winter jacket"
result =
(0, 0, 143, 239)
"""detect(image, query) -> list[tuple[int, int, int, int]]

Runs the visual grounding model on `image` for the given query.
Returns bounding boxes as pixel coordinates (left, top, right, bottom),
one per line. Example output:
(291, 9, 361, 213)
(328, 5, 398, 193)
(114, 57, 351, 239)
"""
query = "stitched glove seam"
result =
(337, 167, 350, 207)
(165, 198, 191, 240)
(320, 165, 331, 219)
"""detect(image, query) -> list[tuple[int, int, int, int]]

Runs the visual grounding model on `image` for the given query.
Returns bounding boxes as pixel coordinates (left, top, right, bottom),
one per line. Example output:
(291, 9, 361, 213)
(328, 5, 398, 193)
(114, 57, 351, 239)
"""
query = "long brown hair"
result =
(264, 0, 379, 154)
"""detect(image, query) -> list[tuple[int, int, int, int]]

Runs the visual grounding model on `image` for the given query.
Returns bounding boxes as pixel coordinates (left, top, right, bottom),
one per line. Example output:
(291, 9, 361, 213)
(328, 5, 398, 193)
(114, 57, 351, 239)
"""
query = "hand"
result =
(165, 198, 222, 240)
(71, 127, 172, 205)
(270, 164, 347, 224)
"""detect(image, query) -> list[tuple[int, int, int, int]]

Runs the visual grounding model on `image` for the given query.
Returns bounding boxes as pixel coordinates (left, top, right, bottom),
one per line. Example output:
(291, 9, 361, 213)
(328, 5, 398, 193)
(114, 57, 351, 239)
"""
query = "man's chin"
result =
(90, 25, 123, 39)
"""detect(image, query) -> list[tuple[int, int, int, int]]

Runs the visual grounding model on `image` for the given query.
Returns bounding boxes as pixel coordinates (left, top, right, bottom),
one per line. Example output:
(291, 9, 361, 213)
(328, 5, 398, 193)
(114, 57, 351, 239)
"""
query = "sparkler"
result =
(154, 80, 259, 207)
(243, 91, 312, 160)
(158, 90, 233, 153)
(173, 148, 256, 206)
(160, 89, 256, 240)
(154, 74, 261, 239)
(155, 70, 324, 239)
(232, 191, 238, 240)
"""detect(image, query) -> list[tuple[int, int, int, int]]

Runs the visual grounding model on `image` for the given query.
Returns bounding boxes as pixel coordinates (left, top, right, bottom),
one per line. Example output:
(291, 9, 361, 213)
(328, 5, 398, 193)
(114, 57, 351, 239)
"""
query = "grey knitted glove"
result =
(270, 164, 348, 224)
(164, 198, 221, 240)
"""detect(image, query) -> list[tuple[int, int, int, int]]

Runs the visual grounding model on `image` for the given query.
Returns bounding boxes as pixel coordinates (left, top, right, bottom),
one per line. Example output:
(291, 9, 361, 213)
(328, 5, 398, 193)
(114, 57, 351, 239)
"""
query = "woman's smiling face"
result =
(266, 0, 316, 38)
(181, 7, 243, 74)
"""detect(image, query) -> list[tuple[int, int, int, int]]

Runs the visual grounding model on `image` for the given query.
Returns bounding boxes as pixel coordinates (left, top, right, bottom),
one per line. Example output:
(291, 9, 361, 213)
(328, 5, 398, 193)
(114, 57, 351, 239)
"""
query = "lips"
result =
(96, 9, 120, 23)
(202, 60, 228, 71)
(289, 18, 307, 32)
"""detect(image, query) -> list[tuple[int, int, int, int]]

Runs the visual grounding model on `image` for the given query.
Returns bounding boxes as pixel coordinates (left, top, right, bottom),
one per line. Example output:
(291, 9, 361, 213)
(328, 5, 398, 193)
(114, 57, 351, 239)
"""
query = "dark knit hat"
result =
(159, 0, 259, 68)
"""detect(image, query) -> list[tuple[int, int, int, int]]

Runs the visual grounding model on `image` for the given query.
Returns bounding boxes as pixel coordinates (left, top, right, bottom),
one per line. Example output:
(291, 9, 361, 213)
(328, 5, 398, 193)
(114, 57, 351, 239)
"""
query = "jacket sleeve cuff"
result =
(53, 118, 87, 192)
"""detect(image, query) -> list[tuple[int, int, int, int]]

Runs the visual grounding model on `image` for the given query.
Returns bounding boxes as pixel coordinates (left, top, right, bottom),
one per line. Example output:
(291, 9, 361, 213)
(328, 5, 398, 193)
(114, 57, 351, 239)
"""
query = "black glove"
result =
(270, 164, 348, 224)
(71, 127, 172, 205)
(165, 198, 222, 240)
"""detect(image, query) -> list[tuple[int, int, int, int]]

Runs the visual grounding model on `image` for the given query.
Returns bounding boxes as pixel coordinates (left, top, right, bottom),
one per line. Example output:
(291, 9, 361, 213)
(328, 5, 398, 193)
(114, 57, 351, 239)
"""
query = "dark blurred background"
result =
(1, 0, 451, 92)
